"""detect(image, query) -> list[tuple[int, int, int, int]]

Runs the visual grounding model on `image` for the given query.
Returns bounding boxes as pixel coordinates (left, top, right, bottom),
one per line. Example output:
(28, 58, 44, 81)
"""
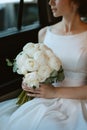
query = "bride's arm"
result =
(22, 83, 87, 100)
(38, 26, 47, 42)
(54, 85, 87, 100)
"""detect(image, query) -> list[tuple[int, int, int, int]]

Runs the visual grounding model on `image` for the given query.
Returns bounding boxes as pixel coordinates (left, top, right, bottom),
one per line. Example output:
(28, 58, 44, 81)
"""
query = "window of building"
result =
(0, 0, 39, 32)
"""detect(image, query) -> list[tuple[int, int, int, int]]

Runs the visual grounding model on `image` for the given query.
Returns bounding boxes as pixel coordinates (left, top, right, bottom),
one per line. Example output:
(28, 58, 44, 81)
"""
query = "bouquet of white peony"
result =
(9, 42, 65, 105)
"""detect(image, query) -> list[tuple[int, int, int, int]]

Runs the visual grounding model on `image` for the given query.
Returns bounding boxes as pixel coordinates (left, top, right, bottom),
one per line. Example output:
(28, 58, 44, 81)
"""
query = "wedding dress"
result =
(0, 26, 87, 130)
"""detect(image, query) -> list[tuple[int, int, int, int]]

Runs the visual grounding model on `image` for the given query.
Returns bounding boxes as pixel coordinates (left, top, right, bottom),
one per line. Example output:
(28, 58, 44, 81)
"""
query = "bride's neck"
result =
(61, 15, 82, 34)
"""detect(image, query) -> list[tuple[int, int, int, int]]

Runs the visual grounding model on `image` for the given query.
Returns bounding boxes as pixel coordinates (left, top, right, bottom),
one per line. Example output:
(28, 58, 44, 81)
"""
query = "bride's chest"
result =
(45, 39, 87, 73)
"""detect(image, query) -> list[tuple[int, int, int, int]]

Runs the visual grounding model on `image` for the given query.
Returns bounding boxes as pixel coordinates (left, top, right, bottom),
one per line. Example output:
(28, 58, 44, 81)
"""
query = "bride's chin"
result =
(52, 13, 61, 18)
(51, 11, 61, 17)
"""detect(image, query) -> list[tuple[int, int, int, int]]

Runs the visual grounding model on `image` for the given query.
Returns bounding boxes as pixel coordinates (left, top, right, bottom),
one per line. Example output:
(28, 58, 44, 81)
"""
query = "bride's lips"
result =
(51, 8, 57, 13)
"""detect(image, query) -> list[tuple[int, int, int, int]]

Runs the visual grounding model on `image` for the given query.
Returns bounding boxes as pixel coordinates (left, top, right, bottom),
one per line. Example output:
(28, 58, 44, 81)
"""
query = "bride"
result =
(0, 0, 87, 130)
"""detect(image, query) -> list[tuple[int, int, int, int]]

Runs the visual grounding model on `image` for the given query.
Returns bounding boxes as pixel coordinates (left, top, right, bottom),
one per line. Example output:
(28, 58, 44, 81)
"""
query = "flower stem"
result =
(16, 90, 28, 105)
(16, 90, 34, 106)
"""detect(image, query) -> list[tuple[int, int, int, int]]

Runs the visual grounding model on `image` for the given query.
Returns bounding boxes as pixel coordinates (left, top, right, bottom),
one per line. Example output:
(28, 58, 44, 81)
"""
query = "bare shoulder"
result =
(38, 26, 48, 43)
(38, 22, 61, 43)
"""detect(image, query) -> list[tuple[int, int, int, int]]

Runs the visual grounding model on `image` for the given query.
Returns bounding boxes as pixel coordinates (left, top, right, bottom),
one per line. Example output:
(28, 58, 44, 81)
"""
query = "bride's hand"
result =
(22, 83, 57, 99)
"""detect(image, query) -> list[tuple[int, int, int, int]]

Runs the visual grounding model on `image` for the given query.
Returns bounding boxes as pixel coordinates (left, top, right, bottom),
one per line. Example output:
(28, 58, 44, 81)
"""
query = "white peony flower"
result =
(23, 42, 34, 51)
(34, 50, 49, 65)
(15, 52, 29, 74)
(23, 42, 38, 57)
(17, 66, 28, 75)
(15, 49, 40, 74)
(37, 65, 52, 82)
(48, 56, 61, 71)
(46, 49, 55, 58)
(16, 51, 27, 64)
(24, 58, 39, 72)
(23, 72, 40, 88)
(35, 43, 49, 51)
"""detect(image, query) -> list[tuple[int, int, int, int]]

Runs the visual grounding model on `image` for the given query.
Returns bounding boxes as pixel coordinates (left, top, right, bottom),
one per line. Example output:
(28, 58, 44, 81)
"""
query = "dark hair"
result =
(72, 0, 87, 17)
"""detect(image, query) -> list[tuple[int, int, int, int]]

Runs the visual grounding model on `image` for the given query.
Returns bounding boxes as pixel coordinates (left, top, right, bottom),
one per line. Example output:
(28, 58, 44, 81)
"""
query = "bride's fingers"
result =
(27, 93, 42, 98)
(22, 83, 28, 89)
(29, 89, 41, 94)
(23, 87, 41, 93)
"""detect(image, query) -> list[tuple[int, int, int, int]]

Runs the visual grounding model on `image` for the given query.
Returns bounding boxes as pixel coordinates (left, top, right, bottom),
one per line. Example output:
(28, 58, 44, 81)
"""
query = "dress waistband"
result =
(60, 71, 86, 87)
(64, 71, 87, 80)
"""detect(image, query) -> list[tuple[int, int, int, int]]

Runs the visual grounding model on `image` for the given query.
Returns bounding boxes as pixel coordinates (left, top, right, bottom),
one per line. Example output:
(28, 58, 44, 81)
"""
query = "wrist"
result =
(52, 87, 59, 98)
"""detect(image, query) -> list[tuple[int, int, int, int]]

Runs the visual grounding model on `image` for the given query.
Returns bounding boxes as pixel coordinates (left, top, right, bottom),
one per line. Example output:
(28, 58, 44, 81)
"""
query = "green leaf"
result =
(6, 58, 13, 66)
(33, 86, 36, 89)
(44, 66, 65, 84)
(57, 72, 65, 81)
(50, 70, 58, 77)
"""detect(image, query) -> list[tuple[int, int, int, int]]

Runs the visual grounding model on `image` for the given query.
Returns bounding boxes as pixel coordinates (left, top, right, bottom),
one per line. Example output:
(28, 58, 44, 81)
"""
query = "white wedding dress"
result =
(0, 26, 87, 130)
